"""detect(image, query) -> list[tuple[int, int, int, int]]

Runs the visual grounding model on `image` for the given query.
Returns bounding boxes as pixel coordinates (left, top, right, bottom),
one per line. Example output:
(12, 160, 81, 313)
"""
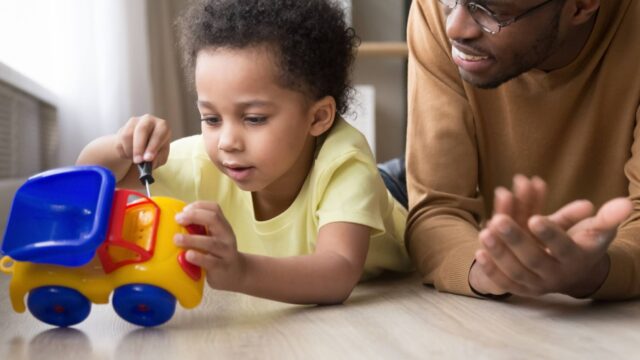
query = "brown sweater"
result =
(406, 0, 640, 300)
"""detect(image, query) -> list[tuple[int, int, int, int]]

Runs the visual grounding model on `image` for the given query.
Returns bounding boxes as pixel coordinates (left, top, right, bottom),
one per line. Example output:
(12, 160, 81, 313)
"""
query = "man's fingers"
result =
(493, 187, 514, 215)
(547, 199, 594, 230)
(570, 198, 632, 252)
(589, 197, 633, 232)
(474, 250, 532, 296)
(480, 224, 546, 284)
(530, 176, 547, 215)
(509, 175, 546, 227)
(529, 215, 579, 260)
(513, 175, 534, 226)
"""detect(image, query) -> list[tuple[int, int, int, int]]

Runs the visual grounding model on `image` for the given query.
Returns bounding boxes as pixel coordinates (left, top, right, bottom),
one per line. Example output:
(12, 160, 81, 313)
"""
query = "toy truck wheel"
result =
(27, 286, 91, 327)
(112, 284, 176, 327)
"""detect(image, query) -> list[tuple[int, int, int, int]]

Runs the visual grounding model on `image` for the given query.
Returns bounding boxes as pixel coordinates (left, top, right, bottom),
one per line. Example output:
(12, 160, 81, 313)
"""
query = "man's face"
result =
(443, 0, 565, 89)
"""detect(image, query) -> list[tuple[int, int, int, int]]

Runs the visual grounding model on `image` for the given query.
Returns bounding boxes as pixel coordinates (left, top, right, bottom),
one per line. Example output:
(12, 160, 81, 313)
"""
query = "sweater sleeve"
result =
(593, 105, 640, 300)
(405, 0, 485, 297)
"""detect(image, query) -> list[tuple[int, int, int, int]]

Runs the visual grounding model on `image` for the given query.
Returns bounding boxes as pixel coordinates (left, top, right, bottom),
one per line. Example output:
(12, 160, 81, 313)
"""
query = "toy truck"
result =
(0, 166, 205, 327)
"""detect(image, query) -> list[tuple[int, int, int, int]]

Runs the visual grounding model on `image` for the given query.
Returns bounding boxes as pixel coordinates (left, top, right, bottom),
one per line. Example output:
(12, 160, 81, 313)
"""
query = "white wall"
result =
(0, 0, 152, 167)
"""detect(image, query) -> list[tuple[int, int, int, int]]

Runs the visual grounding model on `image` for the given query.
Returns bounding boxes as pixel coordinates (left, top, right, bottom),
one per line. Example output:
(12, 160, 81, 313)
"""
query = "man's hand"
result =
(469, 175, 546, 296)
(173, 201, 247, 291)
(469, 176, 633, 298)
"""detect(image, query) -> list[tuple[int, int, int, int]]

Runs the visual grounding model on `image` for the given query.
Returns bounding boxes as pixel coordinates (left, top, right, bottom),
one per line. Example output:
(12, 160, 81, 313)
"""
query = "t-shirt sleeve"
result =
(315, 153, 387, 235)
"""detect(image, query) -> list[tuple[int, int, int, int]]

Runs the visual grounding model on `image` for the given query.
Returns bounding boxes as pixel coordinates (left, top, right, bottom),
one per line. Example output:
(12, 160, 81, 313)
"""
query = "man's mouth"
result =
(452, 46, 490, 61)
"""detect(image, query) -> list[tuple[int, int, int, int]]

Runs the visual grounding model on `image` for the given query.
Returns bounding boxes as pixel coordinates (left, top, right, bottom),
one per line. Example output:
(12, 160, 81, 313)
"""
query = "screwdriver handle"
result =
(137, 162, 155, 185)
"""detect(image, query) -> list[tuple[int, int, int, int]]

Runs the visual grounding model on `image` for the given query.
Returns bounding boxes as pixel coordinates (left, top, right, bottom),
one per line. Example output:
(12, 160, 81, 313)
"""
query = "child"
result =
(77, 0, 412, 305)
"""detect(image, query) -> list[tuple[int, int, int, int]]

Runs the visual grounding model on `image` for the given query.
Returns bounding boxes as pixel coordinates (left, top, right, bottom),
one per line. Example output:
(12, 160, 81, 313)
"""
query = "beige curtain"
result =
(146, 0, 201, 139)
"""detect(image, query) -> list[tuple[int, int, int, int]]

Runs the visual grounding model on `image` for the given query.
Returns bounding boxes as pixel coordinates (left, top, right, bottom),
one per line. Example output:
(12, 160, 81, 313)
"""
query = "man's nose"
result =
(445, 5, 484, 41)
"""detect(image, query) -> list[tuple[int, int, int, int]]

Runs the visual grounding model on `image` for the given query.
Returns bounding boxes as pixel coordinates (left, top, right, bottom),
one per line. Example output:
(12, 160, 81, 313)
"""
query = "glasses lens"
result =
(468, 4, 500, 33)
(438, 0, 457, 8)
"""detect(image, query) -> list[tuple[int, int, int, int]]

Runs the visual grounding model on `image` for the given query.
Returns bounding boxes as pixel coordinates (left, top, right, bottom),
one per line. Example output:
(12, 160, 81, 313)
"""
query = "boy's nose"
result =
(217, 125, 243, 152)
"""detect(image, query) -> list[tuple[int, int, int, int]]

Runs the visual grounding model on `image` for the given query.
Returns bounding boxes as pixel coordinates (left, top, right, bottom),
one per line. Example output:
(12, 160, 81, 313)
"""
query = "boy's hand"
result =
(470, 176, 633, 298)
(173, 201, 246, 291)
(116, 114, 171, 166)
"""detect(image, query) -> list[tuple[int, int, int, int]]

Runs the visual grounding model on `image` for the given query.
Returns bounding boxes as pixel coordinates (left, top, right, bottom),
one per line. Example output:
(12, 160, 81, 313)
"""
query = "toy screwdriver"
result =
(137, 162, 154, 198)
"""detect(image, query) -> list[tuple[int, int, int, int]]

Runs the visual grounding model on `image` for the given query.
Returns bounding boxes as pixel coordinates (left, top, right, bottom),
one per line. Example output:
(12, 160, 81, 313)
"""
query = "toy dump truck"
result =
(0, 166, 204, 327)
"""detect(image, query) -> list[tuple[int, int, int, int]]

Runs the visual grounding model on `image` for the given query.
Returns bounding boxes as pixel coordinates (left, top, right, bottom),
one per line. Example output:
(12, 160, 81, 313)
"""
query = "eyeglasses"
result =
(438, 0, 560, 34)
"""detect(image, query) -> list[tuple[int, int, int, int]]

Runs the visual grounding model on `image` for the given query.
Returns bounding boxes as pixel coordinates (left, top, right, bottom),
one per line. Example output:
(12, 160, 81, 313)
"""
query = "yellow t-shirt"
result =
(152, 118, 412, 279)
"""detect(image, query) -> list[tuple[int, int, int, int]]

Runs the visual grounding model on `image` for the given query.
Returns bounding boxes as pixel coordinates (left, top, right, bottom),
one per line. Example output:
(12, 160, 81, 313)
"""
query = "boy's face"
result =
(195, 47, 318, 196)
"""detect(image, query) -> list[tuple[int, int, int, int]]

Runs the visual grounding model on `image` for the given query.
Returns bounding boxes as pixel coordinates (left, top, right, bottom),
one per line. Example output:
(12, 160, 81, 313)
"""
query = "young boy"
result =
(77, 0, 412, 305)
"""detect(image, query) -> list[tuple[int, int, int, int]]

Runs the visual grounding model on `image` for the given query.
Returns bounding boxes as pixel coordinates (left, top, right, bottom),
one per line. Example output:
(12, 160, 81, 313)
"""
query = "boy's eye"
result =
(245, 116, 267, 125)
(201, 116, 221, 125)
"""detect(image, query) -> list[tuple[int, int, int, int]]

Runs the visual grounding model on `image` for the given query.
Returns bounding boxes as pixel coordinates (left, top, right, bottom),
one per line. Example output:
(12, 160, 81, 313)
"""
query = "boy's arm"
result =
(76, 134, 141, 190)
(76, 114, 171, 190)
(174, 201, 370, 305)
(235, 222, 370, 304)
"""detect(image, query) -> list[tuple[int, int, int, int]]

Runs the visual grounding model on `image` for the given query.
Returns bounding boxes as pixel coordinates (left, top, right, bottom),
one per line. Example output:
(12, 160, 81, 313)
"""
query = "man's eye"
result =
(201, 117, 221, 125)
(245, 116, 267, 125)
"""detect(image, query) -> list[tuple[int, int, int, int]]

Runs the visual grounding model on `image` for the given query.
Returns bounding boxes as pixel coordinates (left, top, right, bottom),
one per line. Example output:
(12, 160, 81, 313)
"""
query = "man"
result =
(406, 0, 640, 299)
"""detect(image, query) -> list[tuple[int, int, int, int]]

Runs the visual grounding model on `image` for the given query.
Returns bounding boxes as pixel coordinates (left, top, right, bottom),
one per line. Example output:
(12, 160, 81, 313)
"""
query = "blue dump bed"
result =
(1, 166, 115, 266)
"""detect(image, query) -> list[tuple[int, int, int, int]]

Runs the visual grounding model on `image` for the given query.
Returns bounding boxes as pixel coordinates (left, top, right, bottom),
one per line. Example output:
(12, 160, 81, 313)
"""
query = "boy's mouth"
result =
(222, 163, 254, 182)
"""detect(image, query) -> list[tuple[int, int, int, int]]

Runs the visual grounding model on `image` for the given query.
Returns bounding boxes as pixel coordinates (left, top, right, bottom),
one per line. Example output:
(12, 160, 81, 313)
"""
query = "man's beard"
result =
(462, 12, 563, 89)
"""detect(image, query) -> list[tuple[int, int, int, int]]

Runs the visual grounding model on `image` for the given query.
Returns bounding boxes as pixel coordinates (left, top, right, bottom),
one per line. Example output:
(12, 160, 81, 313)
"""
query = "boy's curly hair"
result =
(177, 0, 359, 115)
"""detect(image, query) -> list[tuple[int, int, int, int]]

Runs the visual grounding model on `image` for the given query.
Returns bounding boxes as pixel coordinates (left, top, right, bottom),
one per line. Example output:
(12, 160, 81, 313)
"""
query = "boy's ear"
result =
(309, 96, 336, 137)
(568, 0, 599, 25)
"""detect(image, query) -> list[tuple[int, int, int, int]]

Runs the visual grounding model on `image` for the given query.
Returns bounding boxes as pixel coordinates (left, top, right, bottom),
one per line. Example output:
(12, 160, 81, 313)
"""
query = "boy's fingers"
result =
(174, 234, 228, 257)
(118, 118, 138, 158)
(144, 121, 171, 162)
(132, 115, 155, 163)
(185, 201, 225, 213)
(547, 200, 594, 230)
(176, 208, 219, 227)
(184, 249, 220, 269)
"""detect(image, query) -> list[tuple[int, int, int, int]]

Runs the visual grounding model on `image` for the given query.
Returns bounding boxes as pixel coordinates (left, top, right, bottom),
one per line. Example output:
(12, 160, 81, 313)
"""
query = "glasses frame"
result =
(439, 0, 560, 34)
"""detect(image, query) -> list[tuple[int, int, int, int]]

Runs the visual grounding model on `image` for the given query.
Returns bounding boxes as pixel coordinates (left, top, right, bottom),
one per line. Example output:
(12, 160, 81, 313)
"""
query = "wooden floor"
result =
(1, 272, 639, 359)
